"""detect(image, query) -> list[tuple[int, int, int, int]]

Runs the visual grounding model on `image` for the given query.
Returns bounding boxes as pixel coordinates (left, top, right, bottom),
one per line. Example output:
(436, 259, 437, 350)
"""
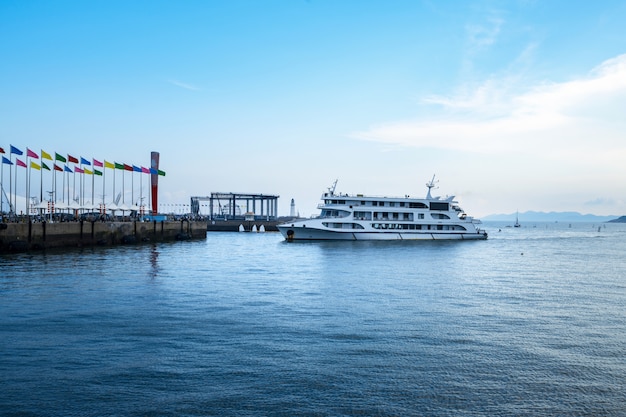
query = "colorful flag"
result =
(42, 162, 51, 171)
(68, 155, 79, 164)
(27, 148, 39, 158)
(94, 169, 103, 176)
(30, 161, 41, 170)
(141, 167, 151, 174)
(53, 164, 63, 172)
(64, 165, 72, 173)
(123, 164, 133, 171)
(75, 167, 84, 174)
(55, 153, 66, 162)
(0, 147, 5, 153)
(41, 150, 52, 160)
(2, 156, 13, 165)
(16, 158, 27, 168)
(10, 145, 23, 155)
(80, 157, 91, 165)
(104, 160, 115, 169)
(93, 159, 103, 167)
(114, 162, 125, 170)
(158, 170, 166, 176)
(149, 168, 158, 175)
(84, 168, 93, 175)
(132, 165, 141, 173)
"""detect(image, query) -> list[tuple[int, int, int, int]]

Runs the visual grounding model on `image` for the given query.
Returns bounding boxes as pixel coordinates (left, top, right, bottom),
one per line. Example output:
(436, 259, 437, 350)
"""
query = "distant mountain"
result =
(481, 211, 621, 222)
(608, 216, 626, 223)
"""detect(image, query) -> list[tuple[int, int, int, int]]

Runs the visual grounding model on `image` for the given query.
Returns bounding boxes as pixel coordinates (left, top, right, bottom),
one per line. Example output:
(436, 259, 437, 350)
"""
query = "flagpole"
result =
(26, 154, 29, 216)
(91, 163, 95, 207)
(28, 164, 32, 218)
(40, 151, 44, 203)
(80, 161, 83, 207)
(102, 162, 106, 206)
(9, 152, 13, 214)
(0, 161, 3, 212)
(14, 157, 19, 215)
(53, 168, 57, 220)
(140, 170, 143, 215)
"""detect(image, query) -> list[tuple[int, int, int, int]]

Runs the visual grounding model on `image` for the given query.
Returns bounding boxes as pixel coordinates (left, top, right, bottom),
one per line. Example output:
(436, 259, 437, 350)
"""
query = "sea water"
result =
(1, 222, 625, 416)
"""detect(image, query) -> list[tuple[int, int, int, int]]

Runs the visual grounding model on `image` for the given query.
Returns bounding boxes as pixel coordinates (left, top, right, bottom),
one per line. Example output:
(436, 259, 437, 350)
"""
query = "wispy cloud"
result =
(465, 15, 504, 53)
(168, 79, 201, 91)
(351, 54, 626, 159)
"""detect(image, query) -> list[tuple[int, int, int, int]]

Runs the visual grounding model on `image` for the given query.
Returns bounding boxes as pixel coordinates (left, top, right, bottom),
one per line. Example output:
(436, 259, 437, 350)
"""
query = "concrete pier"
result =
(0, 220, 207, 253)
(206, 219, 279, 232)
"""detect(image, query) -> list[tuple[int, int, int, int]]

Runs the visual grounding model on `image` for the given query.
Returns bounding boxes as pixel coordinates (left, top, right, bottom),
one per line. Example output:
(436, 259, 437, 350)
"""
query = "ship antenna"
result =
(426, 175, 438, 199)
(328, 179, 338, 196)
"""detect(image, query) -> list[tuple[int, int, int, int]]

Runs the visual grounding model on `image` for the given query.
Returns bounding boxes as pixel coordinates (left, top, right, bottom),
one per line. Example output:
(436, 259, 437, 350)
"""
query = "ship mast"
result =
(328, 179, 338, 196)
(426, 175, 438, 199)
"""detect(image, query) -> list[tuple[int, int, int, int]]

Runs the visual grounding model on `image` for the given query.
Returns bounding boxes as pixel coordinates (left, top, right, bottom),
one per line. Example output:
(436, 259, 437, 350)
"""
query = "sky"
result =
(2, 0, 626, 218)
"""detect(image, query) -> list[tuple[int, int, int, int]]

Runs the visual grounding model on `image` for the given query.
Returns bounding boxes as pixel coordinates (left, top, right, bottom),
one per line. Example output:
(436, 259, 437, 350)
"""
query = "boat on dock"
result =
(277, 176, 487, 241)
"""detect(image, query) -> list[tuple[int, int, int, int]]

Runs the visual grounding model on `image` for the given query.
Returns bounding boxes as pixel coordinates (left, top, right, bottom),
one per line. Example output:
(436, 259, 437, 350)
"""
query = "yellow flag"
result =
(41, 150, 52, 160)
(84, 168, 93, 175)
(104, 160, 115, 169)
(30, 161, 41, 170)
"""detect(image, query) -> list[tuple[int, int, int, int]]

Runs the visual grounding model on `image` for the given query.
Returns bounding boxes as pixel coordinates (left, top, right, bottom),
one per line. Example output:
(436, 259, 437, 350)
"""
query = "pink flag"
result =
(141, 167, 151, 174)
(93, 159, 103, 167)
(16, 158, 27, 168)
(27, 148, 39, 159)
(75, 167, 84, 174)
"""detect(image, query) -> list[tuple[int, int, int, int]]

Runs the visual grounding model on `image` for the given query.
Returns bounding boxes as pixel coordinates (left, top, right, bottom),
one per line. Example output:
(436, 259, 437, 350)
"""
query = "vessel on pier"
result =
(277, 176, 487, 241)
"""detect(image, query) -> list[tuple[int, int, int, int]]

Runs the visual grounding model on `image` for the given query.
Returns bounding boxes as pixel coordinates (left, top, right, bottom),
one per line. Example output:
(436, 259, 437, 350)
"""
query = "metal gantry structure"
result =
(190, 192, 279, 221)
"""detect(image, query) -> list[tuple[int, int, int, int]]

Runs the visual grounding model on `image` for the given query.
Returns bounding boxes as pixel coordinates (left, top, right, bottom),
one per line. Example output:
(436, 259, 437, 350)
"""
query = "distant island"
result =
(608, 216, 626, 223)
(481, 211, 624, 223)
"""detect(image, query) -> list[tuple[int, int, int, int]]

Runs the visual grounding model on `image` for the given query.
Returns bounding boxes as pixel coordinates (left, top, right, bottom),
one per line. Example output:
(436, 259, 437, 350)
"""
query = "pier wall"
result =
(207, 219, 279, 232)
(0, 220, 207, 253)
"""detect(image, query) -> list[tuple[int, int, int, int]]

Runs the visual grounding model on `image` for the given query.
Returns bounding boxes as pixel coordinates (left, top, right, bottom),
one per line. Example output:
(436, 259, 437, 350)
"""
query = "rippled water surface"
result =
(2, 222, 625, 416)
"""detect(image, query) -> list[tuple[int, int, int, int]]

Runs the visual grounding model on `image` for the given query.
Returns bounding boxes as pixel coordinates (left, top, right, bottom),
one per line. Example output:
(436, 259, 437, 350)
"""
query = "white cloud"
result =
(465, 15, 504, 53)
(351, 54, 626, 159)
(168, 79, 201, 91)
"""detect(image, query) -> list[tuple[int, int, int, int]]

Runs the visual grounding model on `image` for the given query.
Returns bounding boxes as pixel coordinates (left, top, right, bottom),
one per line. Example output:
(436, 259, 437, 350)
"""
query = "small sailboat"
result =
(514, 211, 521, 228)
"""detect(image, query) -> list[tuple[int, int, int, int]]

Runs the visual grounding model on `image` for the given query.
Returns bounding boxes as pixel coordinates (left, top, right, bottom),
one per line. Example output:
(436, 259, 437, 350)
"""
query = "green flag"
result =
(41, 162, 51, 171)
(114, 162, 125, 170)
(55, 153, 66, 163)
(94, 169, 103, 176)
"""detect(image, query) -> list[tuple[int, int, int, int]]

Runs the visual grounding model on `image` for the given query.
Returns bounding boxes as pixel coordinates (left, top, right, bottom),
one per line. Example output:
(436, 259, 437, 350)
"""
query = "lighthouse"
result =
(290, 198, 295, 217)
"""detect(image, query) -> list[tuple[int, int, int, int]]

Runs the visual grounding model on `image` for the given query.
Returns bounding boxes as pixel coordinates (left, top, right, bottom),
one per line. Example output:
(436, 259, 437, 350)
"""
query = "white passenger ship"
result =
(278, 176, 487, 241)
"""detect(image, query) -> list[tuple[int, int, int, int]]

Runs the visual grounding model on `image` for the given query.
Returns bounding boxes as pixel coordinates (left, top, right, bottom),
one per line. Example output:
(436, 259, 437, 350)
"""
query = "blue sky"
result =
(2, 0, 626, 217)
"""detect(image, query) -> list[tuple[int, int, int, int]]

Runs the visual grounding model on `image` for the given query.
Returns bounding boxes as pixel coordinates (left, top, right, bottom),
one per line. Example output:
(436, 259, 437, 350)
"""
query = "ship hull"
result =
(277, 225, 487, 241)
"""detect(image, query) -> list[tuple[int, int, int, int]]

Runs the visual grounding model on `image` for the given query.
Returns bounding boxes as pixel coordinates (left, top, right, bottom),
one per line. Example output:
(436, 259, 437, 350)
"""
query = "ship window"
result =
(389, 202, 395, 207)
(418, 213, 424, 219)
(430, 202, 449, 211)
(409, 202, 428, 209)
